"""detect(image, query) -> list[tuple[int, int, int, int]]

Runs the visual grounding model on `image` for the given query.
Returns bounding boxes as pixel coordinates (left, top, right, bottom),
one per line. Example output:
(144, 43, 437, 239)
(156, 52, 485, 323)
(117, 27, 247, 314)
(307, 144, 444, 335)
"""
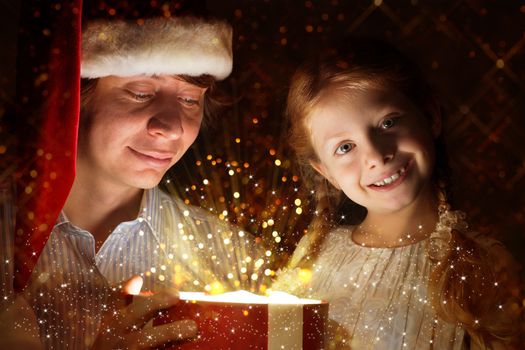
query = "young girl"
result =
(273, 40, 520, 349)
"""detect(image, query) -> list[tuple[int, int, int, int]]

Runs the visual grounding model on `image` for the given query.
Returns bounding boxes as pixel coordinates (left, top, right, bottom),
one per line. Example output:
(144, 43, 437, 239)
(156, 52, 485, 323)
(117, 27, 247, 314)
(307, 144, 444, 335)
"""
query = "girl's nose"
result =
(146, 103, 183, 140)
(363, 136, 394, 169)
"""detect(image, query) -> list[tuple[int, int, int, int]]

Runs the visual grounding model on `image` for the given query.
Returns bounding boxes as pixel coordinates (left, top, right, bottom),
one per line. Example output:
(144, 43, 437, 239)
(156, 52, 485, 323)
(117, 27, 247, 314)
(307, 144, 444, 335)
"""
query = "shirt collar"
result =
(138, 187, 164, 242)
(56, 211, 69, 226)
(56, 188, 164, 240)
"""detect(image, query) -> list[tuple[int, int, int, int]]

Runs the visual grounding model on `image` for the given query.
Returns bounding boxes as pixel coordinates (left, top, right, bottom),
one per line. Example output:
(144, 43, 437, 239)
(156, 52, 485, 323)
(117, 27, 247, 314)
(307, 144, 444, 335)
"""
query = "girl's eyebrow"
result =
(321, 132, 352, 153)
(326, 131, 351, 140)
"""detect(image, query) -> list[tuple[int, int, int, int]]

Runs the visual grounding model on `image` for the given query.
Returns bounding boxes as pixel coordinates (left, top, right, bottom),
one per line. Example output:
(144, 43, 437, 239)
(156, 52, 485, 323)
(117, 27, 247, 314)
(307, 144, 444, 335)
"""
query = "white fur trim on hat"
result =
(81, 17, 233, 80)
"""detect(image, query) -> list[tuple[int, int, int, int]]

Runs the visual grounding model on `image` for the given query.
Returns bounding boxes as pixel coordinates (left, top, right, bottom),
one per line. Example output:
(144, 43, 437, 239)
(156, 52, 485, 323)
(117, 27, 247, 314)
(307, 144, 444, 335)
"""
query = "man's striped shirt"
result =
(22, 187, 266, 349)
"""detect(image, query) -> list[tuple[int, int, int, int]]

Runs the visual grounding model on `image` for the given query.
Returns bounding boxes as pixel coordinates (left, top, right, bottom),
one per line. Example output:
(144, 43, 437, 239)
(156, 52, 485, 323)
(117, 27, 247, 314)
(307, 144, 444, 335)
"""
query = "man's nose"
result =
(146, 103, 183, 140)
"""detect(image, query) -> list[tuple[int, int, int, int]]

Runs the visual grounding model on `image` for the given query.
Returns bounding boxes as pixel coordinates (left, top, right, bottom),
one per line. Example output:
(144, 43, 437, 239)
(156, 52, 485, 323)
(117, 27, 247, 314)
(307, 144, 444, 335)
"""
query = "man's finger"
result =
(122, 275, 143, 295)
(123, 320, 198, 349)
(106, 275, 144, 310)
(120, 291, 180, 329)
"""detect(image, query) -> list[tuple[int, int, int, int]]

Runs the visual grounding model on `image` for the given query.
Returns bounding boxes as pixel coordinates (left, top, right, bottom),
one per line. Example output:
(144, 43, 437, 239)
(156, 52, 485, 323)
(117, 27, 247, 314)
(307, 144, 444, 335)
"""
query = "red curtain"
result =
(13, 0, 82, 292)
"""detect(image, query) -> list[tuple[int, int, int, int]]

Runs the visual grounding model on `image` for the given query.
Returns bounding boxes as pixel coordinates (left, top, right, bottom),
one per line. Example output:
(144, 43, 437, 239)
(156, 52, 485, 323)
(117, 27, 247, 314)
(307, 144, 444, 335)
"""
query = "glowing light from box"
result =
(178, 290, 321, 305)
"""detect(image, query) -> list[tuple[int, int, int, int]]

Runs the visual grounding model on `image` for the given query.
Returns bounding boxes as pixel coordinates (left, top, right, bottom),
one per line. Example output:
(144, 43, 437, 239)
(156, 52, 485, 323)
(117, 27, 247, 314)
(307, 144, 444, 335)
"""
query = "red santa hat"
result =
(81, 17, 233, 80)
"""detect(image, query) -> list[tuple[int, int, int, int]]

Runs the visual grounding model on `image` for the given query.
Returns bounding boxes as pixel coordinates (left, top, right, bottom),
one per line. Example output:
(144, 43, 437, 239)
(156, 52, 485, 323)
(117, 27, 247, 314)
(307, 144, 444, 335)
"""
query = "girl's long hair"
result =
(285, 38, 519, 346)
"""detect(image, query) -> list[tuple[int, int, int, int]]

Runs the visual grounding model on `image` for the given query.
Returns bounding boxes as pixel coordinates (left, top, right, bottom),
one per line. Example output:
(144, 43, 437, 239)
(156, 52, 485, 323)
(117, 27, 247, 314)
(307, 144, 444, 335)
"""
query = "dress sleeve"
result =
(287, 233, 313, 269)
(271, 234, 313, 296)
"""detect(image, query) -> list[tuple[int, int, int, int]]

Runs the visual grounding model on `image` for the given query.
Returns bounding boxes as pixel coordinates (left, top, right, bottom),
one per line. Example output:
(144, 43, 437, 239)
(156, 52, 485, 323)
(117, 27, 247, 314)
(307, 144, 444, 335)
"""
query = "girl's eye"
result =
(178, 97, 200, 107)
(127, 90, 154, 102)
(335, 142, 354, 155)
(380, 117, 396, 129)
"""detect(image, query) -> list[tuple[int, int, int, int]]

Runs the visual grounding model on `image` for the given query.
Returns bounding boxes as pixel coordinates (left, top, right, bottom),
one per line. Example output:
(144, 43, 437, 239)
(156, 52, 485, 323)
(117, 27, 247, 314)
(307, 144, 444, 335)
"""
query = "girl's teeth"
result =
(373, 167, 404, 187)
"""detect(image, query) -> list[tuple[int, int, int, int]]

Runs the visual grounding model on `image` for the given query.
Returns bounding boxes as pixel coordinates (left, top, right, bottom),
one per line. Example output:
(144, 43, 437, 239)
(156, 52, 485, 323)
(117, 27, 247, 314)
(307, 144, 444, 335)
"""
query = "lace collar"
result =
(427, 203, 469, 261)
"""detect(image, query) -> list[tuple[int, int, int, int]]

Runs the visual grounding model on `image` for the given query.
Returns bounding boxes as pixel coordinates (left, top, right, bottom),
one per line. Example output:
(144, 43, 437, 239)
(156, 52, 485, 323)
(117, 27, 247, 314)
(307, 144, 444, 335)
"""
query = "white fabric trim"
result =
(81, 17, 232, 80)
(268, 304, 303, 349)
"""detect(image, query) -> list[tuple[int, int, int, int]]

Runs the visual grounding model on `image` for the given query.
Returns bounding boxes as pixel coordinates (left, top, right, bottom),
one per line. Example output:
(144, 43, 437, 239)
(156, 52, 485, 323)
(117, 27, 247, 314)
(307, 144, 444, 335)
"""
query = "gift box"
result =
(154, 291, 328, 350)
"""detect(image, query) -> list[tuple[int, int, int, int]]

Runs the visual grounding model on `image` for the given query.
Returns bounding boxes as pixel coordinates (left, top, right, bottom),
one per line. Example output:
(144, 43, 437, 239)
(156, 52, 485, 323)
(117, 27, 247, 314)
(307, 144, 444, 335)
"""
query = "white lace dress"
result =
(273, 226, 465, 350)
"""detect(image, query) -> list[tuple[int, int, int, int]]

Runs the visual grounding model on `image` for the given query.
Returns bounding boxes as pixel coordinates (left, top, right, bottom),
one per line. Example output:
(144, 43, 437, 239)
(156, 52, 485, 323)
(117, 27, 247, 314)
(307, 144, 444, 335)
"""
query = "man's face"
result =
(79, 75, 206, 189)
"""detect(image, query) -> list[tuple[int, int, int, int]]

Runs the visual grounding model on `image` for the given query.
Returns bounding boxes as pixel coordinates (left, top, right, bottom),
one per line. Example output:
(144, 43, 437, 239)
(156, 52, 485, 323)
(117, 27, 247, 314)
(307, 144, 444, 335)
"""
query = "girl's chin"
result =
(365, 196, 420, 215)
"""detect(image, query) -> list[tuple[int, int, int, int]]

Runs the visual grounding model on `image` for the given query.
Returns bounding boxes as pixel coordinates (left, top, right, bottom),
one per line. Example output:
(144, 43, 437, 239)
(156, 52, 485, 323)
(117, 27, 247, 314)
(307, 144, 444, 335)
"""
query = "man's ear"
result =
(310, 160, 341, 190)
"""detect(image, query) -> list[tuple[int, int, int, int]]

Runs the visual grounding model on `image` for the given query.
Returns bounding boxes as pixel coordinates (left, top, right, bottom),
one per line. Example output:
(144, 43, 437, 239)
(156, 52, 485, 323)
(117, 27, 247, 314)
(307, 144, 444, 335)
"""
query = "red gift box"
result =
(154, 292, 328, 350)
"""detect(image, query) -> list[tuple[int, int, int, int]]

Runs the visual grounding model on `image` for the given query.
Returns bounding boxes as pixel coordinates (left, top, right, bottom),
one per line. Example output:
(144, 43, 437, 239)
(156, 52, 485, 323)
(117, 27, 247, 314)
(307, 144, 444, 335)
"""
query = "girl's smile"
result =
(367, 159, 412, 191)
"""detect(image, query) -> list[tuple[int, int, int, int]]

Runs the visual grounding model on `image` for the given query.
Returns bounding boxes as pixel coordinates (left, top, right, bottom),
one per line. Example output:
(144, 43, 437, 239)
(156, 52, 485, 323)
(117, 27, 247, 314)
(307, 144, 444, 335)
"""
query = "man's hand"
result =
(92, 276, 197, 349)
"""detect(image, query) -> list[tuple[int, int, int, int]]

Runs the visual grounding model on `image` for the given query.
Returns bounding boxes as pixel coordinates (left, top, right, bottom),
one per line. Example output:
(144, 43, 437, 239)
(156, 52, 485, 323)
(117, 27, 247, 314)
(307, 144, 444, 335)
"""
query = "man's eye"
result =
(127, 91, 153, 102)
(335, 142, 354, 155)
(380, 117, 396, 129)
(178, 97, 200, 106)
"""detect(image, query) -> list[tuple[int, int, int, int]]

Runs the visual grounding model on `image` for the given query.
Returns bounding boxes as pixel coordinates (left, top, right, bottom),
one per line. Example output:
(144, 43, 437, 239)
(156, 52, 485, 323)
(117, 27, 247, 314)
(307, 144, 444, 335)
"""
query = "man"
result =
(3, 15, 267, 349)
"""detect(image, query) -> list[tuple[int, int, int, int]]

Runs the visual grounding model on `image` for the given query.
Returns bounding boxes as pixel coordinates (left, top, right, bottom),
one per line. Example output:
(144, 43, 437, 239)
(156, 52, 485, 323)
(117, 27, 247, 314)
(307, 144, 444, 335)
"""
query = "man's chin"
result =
(128, 171, 166, 189)
(139, 182, 160, 190)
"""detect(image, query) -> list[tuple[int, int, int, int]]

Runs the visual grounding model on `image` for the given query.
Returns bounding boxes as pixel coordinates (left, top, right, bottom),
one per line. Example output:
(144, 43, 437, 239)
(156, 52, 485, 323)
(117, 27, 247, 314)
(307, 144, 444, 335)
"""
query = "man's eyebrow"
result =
(143, 74, 172, 81)
(150, 75, 188, 84)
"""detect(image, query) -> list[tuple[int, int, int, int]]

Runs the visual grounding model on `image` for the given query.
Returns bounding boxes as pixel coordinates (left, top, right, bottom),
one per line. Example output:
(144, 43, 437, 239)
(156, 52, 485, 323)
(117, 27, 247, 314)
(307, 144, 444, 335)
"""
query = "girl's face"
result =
(308, 87, 440, 215)
(79, 75, 206, 190)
